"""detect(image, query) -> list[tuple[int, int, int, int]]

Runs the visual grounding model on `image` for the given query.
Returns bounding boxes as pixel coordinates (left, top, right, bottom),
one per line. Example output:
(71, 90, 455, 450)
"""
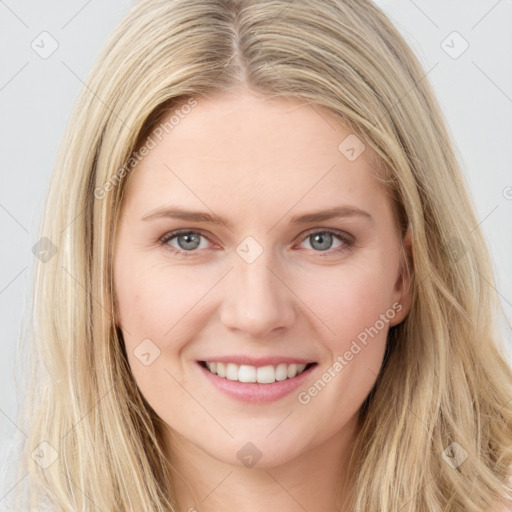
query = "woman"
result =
(11, 0, 512, 510)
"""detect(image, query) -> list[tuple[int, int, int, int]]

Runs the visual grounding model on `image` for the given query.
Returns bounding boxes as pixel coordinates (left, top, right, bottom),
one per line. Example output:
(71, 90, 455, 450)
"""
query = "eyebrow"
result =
(141, 205, 373, 227)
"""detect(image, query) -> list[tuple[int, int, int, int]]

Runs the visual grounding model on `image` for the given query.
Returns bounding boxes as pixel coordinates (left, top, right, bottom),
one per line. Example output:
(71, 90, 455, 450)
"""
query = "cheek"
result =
(298, 257, 399, 409)
(296, 259, 397, 399)
(113, 258, 204, 407)
(115, 259, 204, 346)
(302, 260, 396, 344)
(114, 254, 223, 407)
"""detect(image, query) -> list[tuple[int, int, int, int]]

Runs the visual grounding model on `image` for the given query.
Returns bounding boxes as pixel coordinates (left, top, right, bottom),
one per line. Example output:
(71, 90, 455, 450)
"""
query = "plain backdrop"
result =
(1, 0, 511, 500)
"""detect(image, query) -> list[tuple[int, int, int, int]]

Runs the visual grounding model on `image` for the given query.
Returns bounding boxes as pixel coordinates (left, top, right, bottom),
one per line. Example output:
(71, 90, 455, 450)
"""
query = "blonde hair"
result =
(9, 0, 512, 510)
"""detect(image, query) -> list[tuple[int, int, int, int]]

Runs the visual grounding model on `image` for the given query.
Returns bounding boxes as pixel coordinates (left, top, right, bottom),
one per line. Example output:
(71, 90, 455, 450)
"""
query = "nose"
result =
(219, 250, 297, 339)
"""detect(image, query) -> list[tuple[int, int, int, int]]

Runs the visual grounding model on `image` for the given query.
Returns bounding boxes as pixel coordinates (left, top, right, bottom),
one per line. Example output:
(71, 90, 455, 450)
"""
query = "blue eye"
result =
(160, 230, 210, 254)
(297, 229, 353, 254)
(159, 228, 354, 257)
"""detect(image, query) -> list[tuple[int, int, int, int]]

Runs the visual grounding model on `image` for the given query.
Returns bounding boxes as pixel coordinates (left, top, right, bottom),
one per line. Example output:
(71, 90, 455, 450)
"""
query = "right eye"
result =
(159, 230, 214, 255)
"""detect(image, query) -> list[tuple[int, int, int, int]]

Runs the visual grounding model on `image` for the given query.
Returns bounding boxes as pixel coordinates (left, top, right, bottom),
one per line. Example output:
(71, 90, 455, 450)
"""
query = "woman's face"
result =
(113, 90, 412, 468)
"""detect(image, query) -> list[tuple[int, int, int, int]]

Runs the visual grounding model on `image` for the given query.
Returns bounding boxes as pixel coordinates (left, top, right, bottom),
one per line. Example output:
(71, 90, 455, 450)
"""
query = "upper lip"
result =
(199, 355, 316, 366)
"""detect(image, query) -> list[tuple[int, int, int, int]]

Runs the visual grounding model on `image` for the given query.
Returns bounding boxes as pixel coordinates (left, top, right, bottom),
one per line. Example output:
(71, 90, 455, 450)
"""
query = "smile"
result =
(197, 358, 318, 403)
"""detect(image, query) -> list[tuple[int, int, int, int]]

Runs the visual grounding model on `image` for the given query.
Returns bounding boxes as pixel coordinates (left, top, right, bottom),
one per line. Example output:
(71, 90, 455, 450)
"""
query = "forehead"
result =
(122, 91, 385, 219)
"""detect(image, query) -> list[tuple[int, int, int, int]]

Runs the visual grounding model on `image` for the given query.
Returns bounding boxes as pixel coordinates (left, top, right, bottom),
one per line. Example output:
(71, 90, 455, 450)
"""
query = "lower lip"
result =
(197, 362, 317, 403)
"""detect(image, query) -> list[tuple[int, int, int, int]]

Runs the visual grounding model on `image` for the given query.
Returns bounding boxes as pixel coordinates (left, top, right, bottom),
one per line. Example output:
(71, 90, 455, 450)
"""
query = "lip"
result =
(201, 355, 314, 366)
(196, 359, 318, 404)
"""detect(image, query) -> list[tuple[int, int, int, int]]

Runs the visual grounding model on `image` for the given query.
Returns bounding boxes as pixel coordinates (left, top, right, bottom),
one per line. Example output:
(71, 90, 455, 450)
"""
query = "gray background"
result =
(1, 0, 511, 500)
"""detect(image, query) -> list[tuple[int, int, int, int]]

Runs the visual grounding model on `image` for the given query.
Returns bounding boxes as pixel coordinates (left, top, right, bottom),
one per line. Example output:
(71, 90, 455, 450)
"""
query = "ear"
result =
(389, 226, 414, 327)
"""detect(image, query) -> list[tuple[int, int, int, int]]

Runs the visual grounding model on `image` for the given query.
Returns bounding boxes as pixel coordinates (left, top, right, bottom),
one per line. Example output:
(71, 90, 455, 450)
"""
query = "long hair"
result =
(10, 0, 512, 510)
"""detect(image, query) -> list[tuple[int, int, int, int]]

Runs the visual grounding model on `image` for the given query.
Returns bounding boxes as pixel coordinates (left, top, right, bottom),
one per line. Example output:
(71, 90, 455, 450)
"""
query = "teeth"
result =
(287, 363, 297, 378)
(216, 362, 226, 377)
(275, 363, 288, 381)
(226, 363, 239, 381)
(257, 365, 275, 384)
(239, 365, 257, 383)
(204, 361, 308, 384)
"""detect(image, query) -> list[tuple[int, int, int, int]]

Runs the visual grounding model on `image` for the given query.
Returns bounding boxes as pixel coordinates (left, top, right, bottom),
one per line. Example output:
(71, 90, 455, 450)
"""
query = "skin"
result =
(113, 89, 413, 512)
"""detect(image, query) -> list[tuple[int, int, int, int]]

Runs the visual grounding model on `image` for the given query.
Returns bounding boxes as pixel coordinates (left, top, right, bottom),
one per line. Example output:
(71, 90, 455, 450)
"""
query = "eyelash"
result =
(158, 228, 355, 258)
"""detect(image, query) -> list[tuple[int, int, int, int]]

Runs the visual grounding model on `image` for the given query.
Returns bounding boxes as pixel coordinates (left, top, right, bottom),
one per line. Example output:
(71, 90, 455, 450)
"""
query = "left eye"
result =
(297, 230, 350, 253)
(159, 229, 353, 256)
